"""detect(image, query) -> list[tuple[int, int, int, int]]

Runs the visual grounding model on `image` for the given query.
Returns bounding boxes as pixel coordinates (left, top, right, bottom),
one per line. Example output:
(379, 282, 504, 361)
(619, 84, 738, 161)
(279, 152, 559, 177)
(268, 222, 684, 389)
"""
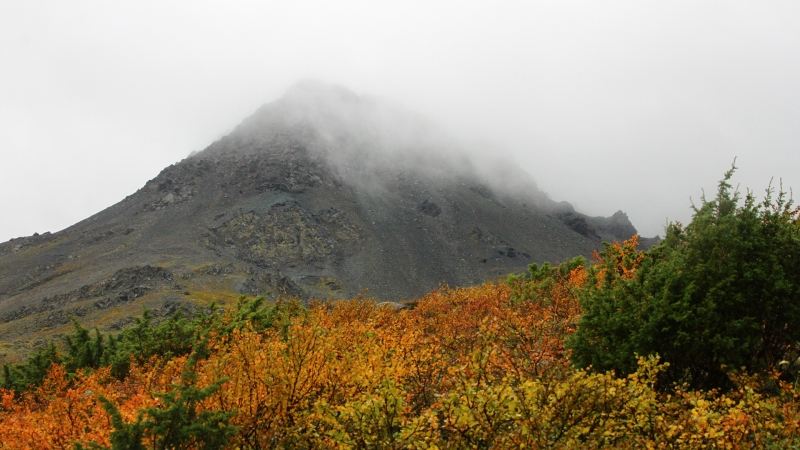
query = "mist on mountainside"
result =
(197, 80, 552, 210)
(0, 78, 651, 362)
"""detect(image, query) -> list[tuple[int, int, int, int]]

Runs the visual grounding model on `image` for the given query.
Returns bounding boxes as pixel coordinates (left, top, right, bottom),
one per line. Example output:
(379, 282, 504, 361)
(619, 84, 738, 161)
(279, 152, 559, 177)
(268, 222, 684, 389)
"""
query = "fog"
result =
(216, 79, 537, 198)
(190, 79, 552, 219)
(2, 1, 799, 242)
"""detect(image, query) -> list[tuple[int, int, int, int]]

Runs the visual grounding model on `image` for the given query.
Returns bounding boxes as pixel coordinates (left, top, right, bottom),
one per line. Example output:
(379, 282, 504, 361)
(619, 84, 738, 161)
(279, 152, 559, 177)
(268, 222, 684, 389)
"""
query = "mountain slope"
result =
(0, 81, 648, 359)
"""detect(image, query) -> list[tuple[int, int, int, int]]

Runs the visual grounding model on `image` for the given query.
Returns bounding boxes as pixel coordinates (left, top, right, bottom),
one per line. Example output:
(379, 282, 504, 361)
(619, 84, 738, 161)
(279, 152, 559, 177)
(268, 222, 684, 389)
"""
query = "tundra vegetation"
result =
(2, 166, 800, 449)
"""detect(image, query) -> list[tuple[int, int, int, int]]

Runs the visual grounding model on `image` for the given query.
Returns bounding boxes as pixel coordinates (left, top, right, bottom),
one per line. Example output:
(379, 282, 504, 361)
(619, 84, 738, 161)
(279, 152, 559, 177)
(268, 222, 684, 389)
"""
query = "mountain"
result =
(0, 81, 652, 360)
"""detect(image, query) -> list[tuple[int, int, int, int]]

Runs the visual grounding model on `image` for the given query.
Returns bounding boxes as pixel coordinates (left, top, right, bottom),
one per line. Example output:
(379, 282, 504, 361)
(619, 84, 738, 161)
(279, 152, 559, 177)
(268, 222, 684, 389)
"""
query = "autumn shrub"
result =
(3, 282, 800, 448)
(94, 352, 237, 450)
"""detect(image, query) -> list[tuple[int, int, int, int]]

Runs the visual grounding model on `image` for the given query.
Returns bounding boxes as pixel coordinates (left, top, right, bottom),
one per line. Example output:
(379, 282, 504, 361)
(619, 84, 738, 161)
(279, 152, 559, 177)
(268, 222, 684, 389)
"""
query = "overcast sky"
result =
(1, 1, 799, 241)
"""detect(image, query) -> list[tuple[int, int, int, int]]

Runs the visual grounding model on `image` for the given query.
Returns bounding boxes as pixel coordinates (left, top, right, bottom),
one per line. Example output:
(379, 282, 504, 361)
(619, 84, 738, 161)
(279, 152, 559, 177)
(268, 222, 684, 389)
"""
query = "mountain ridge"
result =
(0, 81, 654, 360)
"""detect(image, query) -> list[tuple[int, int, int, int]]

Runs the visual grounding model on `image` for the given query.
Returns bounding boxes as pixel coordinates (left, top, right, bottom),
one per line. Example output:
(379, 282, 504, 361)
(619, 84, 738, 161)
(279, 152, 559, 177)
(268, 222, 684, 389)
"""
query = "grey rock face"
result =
(0, 81, 651, 359)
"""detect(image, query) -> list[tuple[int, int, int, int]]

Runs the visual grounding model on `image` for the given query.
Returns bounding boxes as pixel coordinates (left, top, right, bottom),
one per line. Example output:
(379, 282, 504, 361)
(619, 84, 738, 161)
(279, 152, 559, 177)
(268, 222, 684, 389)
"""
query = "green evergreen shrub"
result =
(569, 164, 800, 390)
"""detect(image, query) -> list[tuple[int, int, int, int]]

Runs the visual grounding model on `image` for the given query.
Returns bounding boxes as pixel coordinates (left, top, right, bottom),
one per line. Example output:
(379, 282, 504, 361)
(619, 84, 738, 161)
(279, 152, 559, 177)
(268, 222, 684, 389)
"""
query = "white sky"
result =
(1, 1, 799, 241)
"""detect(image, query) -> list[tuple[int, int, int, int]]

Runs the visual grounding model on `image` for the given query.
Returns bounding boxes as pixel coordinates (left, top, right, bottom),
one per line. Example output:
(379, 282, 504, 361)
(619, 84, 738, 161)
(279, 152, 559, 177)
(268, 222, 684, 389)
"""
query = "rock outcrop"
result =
(0, 81, 653, 360)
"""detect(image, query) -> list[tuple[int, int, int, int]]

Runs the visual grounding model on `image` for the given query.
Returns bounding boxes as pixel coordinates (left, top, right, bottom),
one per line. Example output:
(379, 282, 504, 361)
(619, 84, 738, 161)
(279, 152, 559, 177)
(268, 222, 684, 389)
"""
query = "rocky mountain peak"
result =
(0, 82, 655, 361)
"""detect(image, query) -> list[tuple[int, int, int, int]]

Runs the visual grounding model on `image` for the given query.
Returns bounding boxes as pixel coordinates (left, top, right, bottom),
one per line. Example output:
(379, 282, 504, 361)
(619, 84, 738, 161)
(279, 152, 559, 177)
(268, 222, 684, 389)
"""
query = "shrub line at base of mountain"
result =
(2, 165, 800, 449)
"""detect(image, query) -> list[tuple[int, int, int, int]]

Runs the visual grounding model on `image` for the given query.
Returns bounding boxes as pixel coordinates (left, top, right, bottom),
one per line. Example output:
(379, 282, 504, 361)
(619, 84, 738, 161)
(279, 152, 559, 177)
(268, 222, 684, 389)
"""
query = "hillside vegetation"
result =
(2, 167, 800, 449)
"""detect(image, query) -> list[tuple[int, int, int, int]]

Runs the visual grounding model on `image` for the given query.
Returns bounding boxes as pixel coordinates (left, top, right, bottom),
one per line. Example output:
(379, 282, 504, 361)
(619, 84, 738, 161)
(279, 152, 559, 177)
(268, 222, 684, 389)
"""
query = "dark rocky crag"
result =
(0, 81, 655, 360)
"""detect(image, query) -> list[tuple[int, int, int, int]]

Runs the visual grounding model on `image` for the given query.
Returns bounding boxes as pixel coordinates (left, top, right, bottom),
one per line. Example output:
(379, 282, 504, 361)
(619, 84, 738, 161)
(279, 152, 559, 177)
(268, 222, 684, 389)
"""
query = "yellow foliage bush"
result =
(2, 276, 800, 448)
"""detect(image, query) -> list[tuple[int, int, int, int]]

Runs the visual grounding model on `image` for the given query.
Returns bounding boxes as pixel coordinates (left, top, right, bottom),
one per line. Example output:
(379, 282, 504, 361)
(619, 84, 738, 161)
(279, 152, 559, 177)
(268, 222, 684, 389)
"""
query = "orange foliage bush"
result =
(2, 265, 800, 448)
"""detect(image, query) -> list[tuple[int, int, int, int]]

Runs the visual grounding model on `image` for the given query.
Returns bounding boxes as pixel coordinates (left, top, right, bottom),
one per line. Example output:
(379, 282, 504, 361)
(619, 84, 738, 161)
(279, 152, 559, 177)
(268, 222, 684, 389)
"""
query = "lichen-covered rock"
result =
(208, 202, 361, 268)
